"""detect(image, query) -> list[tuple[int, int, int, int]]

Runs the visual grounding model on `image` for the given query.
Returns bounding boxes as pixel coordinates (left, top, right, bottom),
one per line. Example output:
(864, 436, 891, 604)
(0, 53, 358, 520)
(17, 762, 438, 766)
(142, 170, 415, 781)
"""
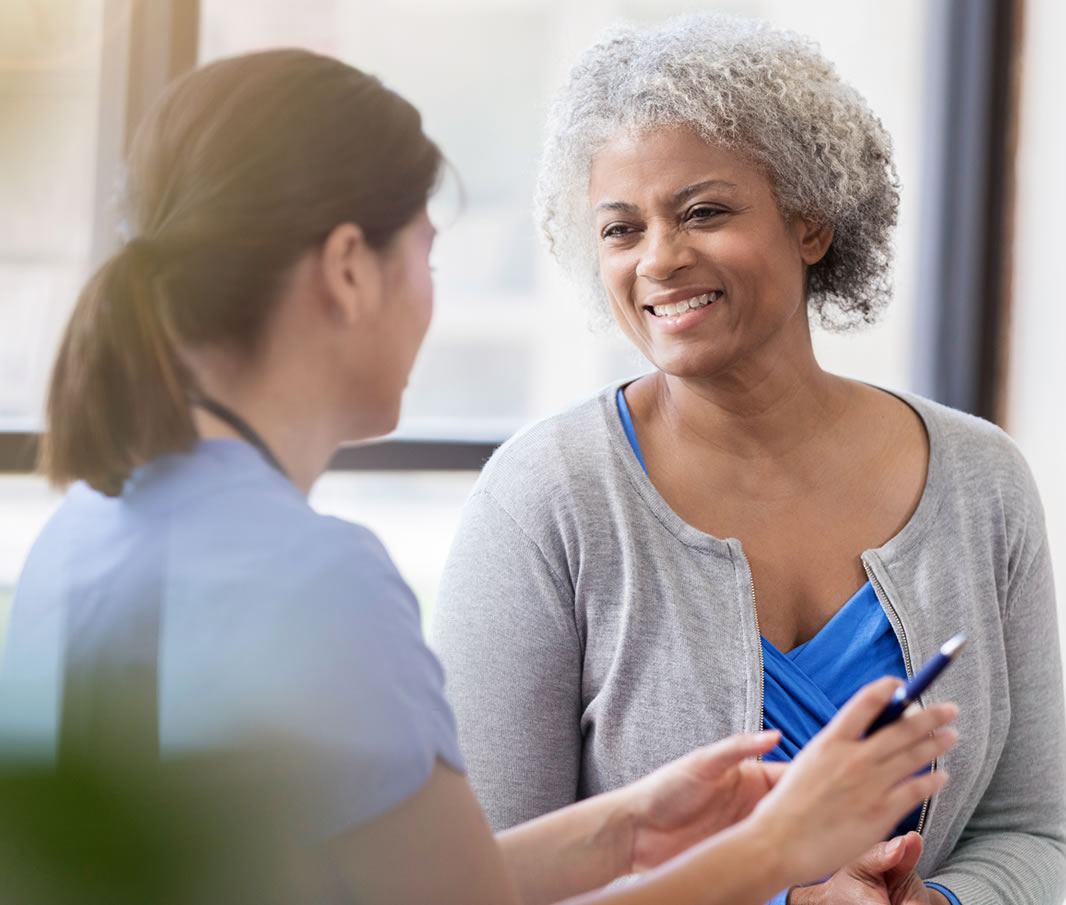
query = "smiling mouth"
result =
(645, 291, 722, 317)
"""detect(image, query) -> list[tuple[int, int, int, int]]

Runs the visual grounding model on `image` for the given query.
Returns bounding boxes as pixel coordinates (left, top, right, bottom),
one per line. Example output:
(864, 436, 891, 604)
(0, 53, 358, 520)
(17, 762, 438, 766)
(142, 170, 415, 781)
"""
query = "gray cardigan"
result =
(430, 380, 1066, 905)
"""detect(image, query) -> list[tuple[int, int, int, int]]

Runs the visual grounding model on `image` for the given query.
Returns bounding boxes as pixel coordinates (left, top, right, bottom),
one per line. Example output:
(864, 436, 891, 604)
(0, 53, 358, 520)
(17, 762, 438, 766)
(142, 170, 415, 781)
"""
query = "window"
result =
(0, 1, 973, 624)
(195, 0, 931, 615)
(0, 0, 110, 625)
(199, 0, 929, 441)
(0, 0, 108, 428)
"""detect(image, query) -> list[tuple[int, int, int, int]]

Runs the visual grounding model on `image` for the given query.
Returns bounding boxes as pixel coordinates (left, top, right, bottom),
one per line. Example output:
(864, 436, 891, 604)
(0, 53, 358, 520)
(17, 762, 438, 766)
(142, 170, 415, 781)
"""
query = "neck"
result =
(643, 352, 850, 464)
(189, 361, 340, 497)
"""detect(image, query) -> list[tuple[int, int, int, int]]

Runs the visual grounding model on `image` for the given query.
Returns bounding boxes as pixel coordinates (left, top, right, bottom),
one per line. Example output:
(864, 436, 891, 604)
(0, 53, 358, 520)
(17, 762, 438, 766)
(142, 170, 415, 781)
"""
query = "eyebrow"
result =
(594, 179, 739, 215)
(672, 179, 738, 204)
(594, 200, 640, 215)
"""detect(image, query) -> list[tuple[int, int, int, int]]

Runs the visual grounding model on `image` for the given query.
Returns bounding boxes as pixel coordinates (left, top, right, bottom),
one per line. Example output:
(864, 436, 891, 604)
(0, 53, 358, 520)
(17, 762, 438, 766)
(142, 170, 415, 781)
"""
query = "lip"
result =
(643, 300, 720, 333)
(641, 286, 723, 309)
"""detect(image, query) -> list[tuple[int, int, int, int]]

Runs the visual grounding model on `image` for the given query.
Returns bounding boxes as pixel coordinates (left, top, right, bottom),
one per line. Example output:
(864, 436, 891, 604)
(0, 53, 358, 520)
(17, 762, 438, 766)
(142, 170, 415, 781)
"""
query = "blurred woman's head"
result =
(535, 13, 899, 335)
(44, 49, 442, 496)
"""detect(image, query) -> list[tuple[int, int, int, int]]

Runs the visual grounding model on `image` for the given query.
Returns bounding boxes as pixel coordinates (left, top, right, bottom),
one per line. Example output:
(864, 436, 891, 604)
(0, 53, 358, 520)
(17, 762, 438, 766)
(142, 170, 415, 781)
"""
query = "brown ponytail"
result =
(41, 49, 442, 495)
(42, 244, 195, 496)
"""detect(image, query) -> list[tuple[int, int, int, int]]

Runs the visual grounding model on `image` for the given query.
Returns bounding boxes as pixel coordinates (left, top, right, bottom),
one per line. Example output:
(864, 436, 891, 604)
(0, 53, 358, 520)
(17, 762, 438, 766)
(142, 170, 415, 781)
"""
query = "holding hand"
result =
(625, 730, 786, 873)
(746, 677, 957, 889)
(790, 833, 946, 904)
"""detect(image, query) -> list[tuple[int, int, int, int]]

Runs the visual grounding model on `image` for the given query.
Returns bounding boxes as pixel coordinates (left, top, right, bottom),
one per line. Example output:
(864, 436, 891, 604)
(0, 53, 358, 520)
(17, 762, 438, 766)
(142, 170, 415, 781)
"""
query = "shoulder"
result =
(150, 446, 418, 614)
(471, 380, 631, 521)
(902, 392, 1047, 563)
(483, 382, 617, 474)
(905, 392, 1020, 457)
(904, 392, 1041, 503)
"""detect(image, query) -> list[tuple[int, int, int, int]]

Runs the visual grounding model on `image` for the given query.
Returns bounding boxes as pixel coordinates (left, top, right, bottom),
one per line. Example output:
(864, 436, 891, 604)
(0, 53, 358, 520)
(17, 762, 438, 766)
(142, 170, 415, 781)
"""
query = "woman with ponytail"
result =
(0, 49, 957, 904)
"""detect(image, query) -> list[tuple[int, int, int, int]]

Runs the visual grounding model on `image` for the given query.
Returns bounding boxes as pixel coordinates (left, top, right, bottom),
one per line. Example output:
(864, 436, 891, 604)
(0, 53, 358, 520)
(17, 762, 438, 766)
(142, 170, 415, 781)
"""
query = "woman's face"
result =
(588, 127, 829, 382)
(344, 208, 436, 438)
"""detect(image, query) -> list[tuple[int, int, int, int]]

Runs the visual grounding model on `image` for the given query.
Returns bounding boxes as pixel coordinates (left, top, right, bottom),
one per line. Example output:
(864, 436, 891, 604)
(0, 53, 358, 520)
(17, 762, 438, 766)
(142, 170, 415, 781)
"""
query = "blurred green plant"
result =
(0, 696, 350, 904)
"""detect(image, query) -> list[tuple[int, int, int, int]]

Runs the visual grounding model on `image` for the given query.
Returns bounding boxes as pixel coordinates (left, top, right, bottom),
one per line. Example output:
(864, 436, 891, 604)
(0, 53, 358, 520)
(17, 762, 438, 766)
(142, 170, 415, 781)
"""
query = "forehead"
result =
(588, 126, 769, 207)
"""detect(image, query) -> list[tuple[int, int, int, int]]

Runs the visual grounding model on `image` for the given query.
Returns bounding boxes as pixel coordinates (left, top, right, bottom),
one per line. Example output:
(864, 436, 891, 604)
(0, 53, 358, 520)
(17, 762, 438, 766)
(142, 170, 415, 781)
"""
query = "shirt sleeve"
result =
(430, 489, 584, 832)
(189, 521, 466, 842)
(925, 881, 962, 904)
(924, 512, 1066, 902)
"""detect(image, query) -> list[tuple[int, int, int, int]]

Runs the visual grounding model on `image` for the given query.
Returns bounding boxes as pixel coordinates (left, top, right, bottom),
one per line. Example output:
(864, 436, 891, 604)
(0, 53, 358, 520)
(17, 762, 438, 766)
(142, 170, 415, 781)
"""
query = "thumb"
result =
(891, 832, 924, 877)
(861, 836, 908, 874)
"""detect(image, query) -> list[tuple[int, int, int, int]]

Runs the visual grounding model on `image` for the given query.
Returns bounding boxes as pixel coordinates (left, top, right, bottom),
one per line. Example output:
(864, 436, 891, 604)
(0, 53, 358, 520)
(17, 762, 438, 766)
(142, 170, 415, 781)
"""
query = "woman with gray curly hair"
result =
(432, 12, 1066, 905)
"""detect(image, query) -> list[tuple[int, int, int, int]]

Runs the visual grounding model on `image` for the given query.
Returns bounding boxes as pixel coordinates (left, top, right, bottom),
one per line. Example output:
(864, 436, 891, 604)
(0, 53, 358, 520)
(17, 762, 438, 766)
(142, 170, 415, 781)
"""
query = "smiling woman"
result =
(431, 12, 1066, 905)
(589, 130, 833, 382)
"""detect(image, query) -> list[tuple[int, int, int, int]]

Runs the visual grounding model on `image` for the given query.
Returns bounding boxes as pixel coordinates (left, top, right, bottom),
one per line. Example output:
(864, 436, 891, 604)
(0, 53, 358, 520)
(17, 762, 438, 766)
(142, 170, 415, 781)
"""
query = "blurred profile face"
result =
(588, 127, 828, 381)
(358, 208, 436, 436)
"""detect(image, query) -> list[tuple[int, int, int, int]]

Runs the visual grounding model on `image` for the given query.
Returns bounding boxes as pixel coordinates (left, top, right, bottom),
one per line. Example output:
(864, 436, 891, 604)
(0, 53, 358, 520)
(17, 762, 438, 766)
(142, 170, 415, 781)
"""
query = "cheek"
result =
(599, 251, 637, 304)
(414, 270, 434, 332)
(398, 254, 434, 331)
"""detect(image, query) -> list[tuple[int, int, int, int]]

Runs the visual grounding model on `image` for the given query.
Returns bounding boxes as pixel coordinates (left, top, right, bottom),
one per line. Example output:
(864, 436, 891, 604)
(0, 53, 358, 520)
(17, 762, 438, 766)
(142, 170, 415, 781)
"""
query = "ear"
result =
(318, 222, 383, 325)
(793, 216, 834, 266)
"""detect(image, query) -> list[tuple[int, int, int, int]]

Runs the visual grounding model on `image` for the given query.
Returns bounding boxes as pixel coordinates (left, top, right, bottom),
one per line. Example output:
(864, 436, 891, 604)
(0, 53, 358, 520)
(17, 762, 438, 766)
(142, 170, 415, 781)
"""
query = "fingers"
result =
(878, 725, 958, 781)
(883, 769, 950, 819)
(828, 677, 904, 739)
(691, 730, 781, 774)
(866, 702, 958, 764)
(760, 761, 788, 786)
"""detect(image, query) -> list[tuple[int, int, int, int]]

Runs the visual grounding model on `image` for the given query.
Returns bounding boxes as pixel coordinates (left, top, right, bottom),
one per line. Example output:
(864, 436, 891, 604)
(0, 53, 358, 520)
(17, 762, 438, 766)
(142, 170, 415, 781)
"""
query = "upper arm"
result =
(327, 759, 522, 905)
(430, 490, 584, 830)
(163, 521, 466, 841)
(930, 515, 1066, 901)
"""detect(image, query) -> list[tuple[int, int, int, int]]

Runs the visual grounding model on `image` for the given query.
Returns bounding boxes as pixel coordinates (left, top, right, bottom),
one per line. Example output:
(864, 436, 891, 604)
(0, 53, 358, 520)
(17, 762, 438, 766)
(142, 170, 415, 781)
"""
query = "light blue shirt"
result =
(0, 439, 464, 838)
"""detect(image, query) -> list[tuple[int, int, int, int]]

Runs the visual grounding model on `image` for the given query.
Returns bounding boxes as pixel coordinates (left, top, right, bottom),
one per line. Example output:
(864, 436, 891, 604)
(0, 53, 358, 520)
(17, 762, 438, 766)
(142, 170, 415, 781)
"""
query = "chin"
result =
(341, 403, 402, 445)
(651, 354, 730, 382)
(370, 405, 403, 439)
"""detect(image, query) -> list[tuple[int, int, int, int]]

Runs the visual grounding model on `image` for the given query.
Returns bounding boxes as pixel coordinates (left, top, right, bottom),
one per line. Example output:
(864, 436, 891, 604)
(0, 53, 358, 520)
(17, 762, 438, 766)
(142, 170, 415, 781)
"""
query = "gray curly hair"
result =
(534, 12, 900, 331)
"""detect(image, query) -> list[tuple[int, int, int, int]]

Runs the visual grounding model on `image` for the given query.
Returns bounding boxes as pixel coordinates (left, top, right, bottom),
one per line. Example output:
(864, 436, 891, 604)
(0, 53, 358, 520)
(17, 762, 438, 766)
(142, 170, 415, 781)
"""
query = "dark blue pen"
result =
(866, 634, 966, 734)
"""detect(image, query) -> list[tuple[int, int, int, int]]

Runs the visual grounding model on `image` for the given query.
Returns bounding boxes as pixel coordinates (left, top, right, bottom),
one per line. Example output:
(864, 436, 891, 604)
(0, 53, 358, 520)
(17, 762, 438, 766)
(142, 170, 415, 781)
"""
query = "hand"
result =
(790, 833, 937, 905)
(624, 730, 786, 873)
(746, 677, 957, 888)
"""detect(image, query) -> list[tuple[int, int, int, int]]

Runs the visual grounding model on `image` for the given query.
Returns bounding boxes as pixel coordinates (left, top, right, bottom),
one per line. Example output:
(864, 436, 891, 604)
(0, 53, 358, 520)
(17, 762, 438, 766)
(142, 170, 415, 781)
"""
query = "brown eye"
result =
(687, 204, 725, 221)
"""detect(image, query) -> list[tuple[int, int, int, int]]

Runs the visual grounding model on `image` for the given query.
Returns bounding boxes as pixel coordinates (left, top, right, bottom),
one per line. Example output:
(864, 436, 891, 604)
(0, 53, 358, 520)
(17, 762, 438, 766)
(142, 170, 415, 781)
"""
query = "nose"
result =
(635, 222, 697, 281)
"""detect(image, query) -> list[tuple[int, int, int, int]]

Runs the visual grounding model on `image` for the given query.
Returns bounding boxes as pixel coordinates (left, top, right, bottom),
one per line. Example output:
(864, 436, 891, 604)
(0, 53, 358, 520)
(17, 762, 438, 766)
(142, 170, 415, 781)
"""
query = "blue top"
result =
(761, 582, 909, 761)
(761, 582, 922, 838)
(0, 439, 465, 839)
(615, 389, 959, 903)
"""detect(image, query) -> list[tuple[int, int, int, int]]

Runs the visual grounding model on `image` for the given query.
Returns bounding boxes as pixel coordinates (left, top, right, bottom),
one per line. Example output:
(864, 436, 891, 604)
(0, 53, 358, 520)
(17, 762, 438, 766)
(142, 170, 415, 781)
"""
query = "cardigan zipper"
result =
(749, 570, 765, 740)
(863, 557, 934, 835)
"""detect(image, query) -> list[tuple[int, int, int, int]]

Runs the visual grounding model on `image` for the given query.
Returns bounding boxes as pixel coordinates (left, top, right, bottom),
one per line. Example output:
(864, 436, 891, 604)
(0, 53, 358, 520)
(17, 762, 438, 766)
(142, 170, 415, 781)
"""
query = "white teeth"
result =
(650, 292, 720, 317)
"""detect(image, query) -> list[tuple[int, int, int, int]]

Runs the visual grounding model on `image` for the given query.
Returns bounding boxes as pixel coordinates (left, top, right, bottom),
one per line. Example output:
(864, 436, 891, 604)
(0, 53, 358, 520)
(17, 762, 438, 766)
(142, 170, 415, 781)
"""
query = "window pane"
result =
(199, 0, 929, 440)
(0, 0, 108, 428)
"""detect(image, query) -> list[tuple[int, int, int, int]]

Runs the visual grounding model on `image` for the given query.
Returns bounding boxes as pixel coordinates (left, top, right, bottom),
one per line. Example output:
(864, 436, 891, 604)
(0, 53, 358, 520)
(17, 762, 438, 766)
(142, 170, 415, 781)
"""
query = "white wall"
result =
(1007, 0, 1066, 675)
